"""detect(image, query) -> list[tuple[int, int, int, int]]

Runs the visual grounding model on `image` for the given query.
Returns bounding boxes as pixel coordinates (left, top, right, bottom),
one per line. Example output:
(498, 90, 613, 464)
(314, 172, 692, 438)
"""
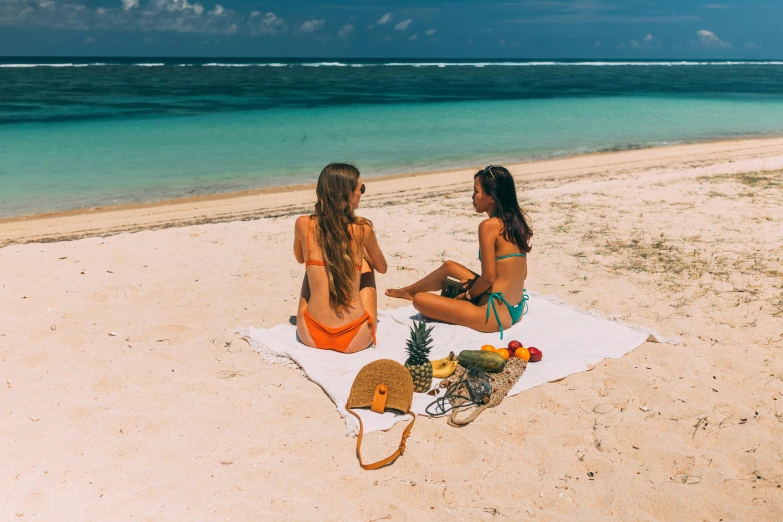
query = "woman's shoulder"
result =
(295, 214, 314, 228)
(478, 216, 503, 234)
(351, 217, 374, 233)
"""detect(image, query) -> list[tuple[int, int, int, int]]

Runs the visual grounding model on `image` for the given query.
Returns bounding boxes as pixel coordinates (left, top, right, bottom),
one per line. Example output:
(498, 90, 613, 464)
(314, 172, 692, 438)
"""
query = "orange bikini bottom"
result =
(303, 309, 376, 353)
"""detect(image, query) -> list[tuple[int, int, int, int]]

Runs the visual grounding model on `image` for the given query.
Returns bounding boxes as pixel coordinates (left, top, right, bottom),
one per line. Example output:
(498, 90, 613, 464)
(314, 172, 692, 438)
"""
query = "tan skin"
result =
(294, 177, 388, 353)
(385, 177, 527, 333)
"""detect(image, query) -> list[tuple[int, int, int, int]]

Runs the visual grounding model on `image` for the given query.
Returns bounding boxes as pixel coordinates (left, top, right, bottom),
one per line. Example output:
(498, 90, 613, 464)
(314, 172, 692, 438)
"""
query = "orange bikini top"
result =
(305, 218, 363, 271)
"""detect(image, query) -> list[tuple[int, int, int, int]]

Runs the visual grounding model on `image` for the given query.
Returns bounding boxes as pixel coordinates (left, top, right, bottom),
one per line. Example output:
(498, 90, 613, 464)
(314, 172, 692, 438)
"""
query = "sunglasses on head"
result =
(481, 165, 499, 179)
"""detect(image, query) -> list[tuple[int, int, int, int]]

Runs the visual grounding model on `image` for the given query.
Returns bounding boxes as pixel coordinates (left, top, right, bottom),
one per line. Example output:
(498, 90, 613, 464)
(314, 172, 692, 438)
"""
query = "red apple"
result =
(528, 347, 543, 362)
(507, 340, 523, 355)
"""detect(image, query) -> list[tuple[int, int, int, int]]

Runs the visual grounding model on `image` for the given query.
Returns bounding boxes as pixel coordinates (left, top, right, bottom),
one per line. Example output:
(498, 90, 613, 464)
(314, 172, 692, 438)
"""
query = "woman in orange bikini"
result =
(294, 163, 388, 353)
(386, 165, 532, 338)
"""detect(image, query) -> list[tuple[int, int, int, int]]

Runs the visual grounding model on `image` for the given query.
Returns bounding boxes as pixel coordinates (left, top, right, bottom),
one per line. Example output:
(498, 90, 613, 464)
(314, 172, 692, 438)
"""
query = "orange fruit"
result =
(496, 348, 510, 360)
(481, 344, 496, 352)
(514, 347, 531, 362)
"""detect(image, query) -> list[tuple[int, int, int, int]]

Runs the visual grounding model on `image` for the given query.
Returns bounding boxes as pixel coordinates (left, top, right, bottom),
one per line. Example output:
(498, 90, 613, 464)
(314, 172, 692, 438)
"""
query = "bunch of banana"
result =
(431, 351, 458, 378)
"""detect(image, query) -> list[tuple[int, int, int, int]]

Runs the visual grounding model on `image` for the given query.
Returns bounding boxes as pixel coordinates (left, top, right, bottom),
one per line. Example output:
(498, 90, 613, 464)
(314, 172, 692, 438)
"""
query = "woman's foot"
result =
(385, 287, 413, 300)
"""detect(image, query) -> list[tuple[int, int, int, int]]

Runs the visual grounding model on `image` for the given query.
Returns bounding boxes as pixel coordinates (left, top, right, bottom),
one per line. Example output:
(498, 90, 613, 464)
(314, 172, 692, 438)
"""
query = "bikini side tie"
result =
(485, 290, 529, 340)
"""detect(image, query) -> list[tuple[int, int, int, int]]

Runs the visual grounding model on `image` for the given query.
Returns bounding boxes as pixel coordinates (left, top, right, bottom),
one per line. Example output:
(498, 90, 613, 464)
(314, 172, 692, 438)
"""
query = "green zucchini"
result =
(457, 350, 506, 373)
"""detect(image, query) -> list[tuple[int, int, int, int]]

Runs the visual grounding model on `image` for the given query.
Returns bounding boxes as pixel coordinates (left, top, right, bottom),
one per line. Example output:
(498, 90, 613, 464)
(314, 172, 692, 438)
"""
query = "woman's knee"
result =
(443, 260, 459, 272)
(442, 260, 473, 280)
(412, 292, 432, 313)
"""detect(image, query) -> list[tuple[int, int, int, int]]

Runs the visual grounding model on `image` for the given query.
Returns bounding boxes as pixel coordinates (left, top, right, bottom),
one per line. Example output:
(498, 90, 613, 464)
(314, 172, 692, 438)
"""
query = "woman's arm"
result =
(293, 216, 306, 264)
(464, 219, 498, 298)
(362, 223, 388, 274)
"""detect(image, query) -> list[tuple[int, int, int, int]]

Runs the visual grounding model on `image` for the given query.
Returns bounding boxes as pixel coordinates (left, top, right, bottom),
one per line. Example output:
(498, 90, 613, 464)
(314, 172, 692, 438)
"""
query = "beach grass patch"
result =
(734, 171, 783, 188)
(598, 233, 710, 281)
(773, 291, 783, 317)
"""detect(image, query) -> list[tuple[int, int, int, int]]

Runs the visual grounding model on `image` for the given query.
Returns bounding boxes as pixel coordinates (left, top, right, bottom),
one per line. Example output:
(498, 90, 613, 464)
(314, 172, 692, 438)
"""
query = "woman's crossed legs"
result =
(386, 261, 512, 333)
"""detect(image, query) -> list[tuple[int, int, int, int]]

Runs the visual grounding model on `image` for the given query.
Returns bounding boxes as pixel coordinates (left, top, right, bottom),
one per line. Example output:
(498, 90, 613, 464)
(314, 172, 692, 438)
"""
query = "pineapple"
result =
(404, 320, 435, 393)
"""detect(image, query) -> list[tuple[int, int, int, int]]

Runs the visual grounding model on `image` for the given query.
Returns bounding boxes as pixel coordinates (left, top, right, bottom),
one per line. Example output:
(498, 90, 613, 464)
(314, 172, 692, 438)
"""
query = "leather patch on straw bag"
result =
(345, 359, 415, 470)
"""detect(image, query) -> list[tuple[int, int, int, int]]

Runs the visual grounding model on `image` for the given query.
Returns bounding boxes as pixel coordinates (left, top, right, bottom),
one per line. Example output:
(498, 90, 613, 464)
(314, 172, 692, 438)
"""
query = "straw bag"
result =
(439, 356, 527, 427)
(345, 359, 416, 470)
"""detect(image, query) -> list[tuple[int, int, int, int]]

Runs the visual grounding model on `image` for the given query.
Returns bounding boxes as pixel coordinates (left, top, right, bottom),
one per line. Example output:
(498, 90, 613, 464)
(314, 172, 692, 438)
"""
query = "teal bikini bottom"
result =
(485, 289, 529, 340)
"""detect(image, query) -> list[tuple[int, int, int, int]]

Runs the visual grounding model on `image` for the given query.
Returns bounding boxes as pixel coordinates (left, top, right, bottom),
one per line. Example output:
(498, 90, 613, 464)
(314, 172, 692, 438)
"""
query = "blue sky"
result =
(0, 1, 780, 57)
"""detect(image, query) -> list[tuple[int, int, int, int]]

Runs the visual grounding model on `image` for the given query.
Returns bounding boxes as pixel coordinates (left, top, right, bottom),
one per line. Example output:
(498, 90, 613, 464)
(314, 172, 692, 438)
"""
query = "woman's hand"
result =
(455, 292, 469, 301)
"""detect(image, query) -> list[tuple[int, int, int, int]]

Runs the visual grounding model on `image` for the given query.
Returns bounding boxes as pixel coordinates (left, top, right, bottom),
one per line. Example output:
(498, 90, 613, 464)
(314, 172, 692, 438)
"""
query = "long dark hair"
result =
(474, 165, 533, 253)
(313, 163, 370, 315)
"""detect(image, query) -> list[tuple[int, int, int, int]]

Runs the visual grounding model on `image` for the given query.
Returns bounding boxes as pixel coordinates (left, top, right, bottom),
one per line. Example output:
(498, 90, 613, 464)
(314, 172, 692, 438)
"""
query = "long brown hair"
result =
(312, 163, 370, 315)
(474, 165, 533, 253)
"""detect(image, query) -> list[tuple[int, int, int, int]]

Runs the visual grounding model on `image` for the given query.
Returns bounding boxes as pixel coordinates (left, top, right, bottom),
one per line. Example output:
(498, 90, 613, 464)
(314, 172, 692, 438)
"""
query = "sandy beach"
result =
(2, 138, 782, 520)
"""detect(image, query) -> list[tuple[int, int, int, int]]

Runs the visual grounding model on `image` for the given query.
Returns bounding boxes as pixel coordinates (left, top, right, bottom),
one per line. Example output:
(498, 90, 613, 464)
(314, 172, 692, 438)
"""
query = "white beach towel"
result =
(239, 293, 678, 436)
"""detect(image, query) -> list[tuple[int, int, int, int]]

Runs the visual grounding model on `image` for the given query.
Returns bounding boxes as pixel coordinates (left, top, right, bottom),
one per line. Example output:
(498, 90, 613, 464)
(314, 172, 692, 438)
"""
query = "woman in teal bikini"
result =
(386, 165, 532, 338)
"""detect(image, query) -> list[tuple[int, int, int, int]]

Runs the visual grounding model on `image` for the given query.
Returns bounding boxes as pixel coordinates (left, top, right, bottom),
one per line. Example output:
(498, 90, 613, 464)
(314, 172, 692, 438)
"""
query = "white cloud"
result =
(695, 29, 731, 49)
(744, 42, 762, 50)
(377, 12, 392, 25)
(250, 12, 285, 35)
(84, 36, 94, 44)
(338, 23, 353, 39)
(149, 0, 204, 16)
(394, 18, 412, 31)
(408, 33, 417, 41)
(299, 18, 324, 33)
(424, 28, 436, 36)
(0, 0, 275, 36)
(617, 33, 660, 50)
(0, 0, 90, 30)
(153, 0, 192, 12)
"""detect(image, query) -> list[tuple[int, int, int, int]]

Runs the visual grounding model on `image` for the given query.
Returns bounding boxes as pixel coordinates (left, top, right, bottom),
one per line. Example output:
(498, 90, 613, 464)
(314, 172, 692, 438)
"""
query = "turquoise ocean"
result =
(2, 58, 783, 218)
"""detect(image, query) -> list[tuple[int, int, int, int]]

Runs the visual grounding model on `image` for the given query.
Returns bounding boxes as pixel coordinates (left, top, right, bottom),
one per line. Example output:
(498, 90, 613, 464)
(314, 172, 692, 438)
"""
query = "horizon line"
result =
(2, 55, 782, 61)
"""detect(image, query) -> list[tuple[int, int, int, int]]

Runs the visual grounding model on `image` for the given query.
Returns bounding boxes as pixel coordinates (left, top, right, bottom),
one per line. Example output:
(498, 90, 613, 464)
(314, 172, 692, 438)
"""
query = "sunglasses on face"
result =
(360, 183, 366, 195)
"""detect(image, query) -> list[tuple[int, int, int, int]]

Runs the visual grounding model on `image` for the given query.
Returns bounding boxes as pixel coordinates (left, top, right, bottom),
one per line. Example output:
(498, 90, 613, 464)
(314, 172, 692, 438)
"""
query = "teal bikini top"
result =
(478, 251, 527, 261)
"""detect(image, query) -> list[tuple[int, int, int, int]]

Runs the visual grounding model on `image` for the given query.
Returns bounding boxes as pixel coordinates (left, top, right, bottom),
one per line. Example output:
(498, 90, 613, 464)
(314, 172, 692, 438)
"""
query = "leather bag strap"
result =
(447, 404, 489, 427)
(345, 405, 415, 470)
